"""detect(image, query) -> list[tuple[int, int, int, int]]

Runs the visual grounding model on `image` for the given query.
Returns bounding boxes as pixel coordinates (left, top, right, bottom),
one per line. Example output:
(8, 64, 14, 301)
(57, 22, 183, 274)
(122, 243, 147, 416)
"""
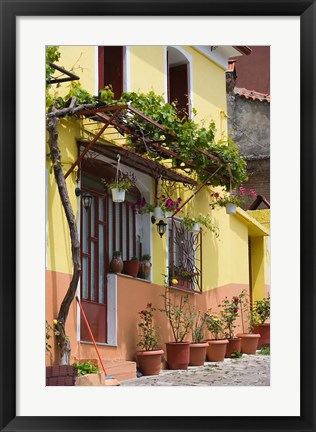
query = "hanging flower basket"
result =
(101, 155, 137, 204)
(191, 222, 200, 232)
(112, 188, 126, 203)
(154, 206, 164, 219)
(226, 203, 237, 214)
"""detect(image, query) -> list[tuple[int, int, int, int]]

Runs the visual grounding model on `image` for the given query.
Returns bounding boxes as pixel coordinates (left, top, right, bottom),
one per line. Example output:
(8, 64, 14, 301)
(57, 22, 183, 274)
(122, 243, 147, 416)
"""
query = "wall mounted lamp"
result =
(156, 219, 167, 238)
(75, 187, 93, 210)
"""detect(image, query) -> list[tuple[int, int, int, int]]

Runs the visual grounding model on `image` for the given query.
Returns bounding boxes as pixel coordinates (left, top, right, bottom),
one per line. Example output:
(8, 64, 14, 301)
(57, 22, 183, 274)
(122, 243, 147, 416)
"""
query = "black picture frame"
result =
(0, 1, 315, 431)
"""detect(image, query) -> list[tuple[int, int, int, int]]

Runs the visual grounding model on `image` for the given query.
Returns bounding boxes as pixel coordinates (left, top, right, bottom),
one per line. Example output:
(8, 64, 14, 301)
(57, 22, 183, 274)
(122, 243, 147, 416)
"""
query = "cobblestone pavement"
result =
(121, 353, 270, 386)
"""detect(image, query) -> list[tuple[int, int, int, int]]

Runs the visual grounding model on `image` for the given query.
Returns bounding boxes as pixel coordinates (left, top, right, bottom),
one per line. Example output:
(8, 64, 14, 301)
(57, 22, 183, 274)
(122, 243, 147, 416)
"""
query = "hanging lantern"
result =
(75, 187, 93, 210)
(156, 219, 167, 238)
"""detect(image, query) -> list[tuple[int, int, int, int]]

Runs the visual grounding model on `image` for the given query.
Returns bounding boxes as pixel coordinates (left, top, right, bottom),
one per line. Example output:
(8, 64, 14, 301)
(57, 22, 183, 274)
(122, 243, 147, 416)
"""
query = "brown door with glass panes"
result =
(80, 189, 108, 343)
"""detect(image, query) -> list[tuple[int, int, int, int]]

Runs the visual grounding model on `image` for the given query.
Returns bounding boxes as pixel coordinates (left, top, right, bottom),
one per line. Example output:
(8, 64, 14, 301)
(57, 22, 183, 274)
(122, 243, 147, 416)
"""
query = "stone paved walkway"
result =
(121, 353, 270, 386)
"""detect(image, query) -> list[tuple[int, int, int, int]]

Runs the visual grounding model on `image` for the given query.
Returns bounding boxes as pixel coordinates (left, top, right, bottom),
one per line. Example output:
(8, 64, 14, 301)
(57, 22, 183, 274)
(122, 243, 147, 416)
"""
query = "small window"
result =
(98, 46, 124, 99)
(167, 47, 190, 118)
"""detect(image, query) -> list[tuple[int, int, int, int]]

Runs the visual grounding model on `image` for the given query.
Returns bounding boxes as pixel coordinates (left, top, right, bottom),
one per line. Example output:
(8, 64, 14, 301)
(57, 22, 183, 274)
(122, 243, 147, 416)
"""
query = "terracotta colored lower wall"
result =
(46, 270, 250, 365)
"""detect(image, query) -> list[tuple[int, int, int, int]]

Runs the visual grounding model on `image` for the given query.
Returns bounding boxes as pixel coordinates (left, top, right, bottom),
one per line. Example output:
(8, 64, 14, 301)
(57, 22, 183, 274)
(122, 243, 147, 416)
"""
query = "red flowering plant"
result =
(134, 195, 182, 215)
(156, 195, 182, 214)
(238, 289, 255, 333)
(137, 303, 160, 351)
(210, 186, 257, 208)
(133, 197, 155, 215)
(218, 295, 240, 339)
(173, 266, 199, 281)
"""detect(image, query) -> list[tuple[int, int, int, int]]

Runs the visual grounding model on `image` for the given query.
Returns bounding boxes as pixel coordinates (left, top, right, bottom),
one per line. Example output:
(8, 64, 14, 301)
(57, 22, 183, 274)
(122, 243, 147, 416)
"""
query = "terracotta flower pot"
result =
(136, 349, 164, 376)
(110, 255, 123, 273)
(237, 333, 261, 354)
(225, 338, 241, 358)
(165, 341, 190, 370)
(189, 342, 208, 366)
(138, 260, 152, 280)
(123, 260, 140, 277)
(206, 339, 229, 362)
(253, 323, 270, 348)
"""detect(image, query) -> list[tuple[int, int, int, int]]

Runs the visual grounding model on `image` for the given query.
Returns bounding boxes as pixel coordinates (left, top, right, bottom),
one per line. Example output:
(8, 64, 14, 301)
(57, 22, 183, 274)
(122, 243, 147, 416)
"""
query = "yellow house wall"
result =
(46, 119, 81, 274)
(52, 46, 96, 97)
(47, 46, 258, 290)
(129, 46, 165, 94)
(187, 46, 228, 138)
(248, 210, 270, 300)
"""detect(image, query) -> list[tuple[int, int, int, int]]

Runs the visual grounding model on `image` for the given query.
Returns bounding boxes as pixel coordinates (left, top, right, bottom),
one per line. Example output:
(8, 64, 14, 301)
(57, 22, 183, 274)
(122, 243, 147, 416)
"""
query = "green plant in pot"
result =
(218, 295, 241, 357)
(138, 254, 152, 280)
(210, 186, 257, 214)
(135, 303, 164, 376)
(181, 213, 219, 237)
(205, 311, 228, 362)
(237, 290, 261, 354)
(189, 307, 209, 366)
(123, 256, 140, 277)
(252, 294, 270, 348)
(102, 171, 137, 203)
(110, 250, 124, 273)
(160, 283, 195, 370)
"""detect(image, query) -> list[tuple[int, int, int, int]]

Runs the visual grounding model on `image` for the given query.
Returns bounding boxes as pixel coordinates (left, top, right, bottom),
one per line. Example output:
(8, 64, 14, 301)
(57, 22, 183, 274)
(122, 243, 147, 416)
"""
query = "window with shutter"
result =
(98, 46, 124, 99)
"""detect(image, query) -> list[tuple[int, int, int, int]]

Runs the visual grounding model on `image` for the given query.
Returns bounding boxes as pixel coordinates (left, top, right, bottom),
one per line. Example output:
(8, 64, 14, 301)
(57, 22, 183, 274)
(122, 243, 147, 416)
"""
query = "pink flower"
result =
(239, 186, 246, 197)
(250, 189, 257, 197)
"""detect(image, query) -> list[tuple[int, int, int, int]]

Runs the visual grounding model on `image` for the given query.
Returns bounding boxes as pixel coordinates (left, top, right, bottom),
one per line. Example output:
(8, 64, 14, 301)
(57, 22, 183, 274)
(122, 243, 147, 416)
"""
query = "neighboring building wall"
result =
(226, 69, 270, 204)
(245, 158, 270, 205)
(229, 46, 270, 94)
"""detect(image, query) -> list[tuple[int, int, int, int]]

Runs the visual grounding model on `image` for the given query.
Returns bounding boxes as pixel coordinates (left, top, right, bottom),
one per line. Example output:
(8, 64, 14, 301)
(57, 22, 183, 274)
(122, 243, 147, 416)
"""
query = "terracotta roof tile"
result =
(235, 87, 270, 103)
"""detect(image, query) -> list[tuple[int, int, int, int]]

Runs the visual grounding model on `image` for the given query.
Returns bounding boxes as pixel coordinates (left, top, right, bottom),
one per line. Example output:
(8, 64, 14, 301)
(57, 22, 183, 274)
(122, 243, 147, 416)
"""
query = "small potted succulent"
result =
(135, 303, 164, 376)
(252, 295, 270, 348)
(102, 171, 137, 203)
(110, 251, 124, 273)
(123, 256, 140, 277)
(160, 284, 195, 370)
(218, 295, 241, 357)
(205, 312, 228, 362)
(138, 254, 152, 280)
(189, 308, 209, 366)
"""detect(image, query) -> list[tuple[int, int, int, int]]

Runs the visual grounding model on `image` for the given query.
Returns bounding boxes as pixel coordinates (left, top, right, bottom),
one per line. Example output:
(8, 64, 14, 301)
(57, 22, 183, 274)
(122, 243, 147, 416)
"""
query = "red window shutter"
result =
(169, 64, 189, 117)
(98, 46, 124, 99)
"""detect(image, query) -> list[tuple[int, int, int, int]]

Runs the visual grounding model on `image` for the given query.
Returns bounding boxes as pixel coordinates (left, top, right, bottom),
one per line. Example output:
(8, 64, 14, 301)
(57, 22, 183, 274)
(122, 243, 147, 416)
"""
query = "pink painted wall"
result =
(46, 270, 250, 366)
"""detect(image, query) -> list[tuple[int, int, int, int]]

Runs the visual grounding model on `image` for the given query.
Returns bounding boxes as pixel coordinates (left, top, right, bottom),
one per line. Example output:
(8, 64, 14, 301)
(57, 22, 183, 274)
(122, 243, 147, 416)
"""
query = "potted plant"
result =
(134, 195, 181, 219)
(109, 251, 124, 273)
(252, 294, 270, 348)
(189, 308, 209, 366)
(123, 256, 140, 277)
(218, 295, 241, 357)
(211, 186, 257, 214)
(135, 303, 164, 376)
(160, 286, 194, 370)
(205, 312, 228, 362)
(138, 254, 152, 280)
(102, 171, 137, 203)
(154, 195, 182, 218)
(237, 290, 261, 354)
(171, 266, 199, 290)
(181, 213, 219, 236)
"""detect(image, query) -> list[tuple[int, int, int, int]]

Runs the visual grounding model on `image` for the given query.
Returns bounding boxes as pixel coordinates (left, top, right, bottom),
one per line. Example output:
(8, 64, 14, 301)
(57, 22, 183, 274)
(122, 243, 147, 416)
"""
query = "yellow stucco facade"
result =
(46, 45, 270, 366)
